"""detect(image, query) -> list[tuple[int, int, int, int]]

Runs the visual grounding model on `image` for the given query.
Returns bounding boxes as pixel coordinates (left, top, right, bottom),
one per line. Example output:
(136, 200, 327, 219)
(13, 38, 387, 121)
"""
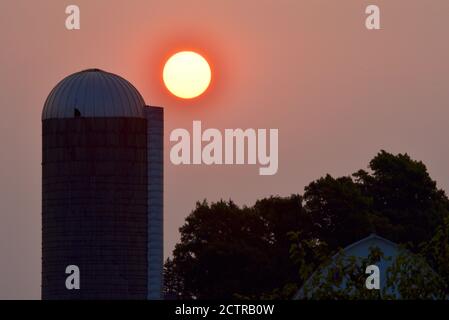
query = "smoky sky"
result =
(1, 0, 449, 299)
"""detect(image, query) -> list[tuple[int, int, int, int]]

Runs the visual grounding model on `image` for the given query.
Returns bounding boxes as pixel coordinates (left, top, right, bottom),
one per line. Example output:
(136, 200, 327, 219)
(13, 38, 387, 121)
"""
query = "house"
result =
(293, 234, 440, 299)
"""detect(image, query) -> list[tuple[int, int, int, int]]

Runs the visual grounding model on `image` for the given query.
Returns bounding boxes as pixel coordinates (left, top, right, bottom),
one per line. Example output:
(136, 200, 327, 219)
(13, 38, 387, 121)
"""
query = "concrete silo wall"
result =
(42, 117, 148, 299)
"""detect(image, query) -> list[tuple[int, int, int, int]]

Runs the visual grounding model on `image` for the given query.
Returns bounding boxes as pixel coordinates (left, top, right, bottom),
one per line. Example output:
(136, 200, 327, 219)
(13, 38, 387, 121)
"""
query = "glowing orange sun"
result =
(163, 51, 211, 99)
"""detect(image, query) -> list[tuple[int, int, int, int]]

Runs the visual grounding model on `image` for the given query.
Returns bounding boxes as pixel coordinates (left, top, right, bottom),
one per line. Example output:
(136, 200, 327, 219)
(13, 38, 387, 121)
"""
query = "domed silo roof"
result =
(42, 69, 146, 120)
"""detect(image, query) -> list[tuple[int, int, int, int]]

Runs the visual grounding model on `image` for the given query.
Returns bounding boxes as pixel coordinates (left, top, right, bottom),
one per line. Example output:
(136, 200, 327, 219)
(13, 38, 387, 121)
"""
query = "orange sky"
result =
(1, 0, 449, 299)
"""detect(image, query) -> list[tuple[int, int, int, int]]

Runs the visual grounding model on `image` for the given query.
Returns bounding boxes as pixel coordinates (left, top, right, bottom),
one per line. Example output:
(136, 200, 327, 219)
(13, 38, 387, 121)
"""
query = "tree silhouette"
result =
(165, 197, 307, 299)
(355, 150, 449, 247)
(164, 151, 449, 299)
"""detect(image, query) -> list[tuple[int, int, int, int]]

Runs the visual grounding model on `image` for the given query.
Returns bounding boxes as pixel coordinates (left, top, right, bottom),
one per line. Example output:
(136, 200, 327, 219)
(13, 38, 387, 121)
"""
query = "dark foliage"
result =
(164, 151, 449, 299)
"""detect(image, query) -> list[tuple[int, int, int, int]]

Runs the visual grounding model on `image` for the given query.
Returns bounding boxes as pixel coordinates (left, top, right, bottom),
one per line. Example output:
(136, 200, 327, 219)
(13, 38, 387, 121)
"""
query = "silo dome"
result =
(42, 69, 146, 120)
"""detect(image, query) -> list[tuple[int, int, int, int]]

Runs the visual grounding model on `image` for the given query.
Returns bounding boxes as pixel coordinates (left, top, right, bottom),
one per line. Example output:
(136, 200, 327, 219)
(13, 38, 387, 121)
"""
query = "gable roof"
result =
(293, 234, 401, 300)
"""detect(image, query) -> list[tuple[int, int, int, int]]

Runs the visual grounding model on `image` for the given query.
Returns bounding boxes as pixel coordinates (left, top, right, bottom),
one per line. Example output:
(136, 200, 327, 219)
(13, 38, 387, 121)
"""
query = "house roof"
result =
(293, 234, 401, 300)
(338, 233, 398, 256)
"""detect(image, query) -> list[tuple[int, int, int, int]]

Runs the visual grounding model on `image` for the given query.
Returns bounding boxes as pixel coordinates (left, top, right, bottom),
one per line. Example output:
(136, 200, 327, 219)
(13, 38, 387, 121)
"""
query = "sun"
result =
(163, 51, 211, 99)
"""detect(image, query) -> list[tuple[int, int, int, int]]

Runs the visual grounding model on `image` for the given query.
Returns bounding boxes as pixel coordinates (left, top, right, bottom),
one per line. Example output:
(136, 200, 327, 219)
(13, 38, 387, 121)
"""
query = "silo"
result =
(41, 69, 163, 299)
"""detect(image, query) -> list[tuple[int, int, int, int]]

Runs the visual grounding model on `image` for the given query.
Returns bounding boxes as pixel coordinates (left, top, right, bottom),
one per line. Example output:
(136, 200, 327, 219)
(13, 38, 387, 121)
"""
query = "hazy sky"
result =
(1, 0, 449, 299)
